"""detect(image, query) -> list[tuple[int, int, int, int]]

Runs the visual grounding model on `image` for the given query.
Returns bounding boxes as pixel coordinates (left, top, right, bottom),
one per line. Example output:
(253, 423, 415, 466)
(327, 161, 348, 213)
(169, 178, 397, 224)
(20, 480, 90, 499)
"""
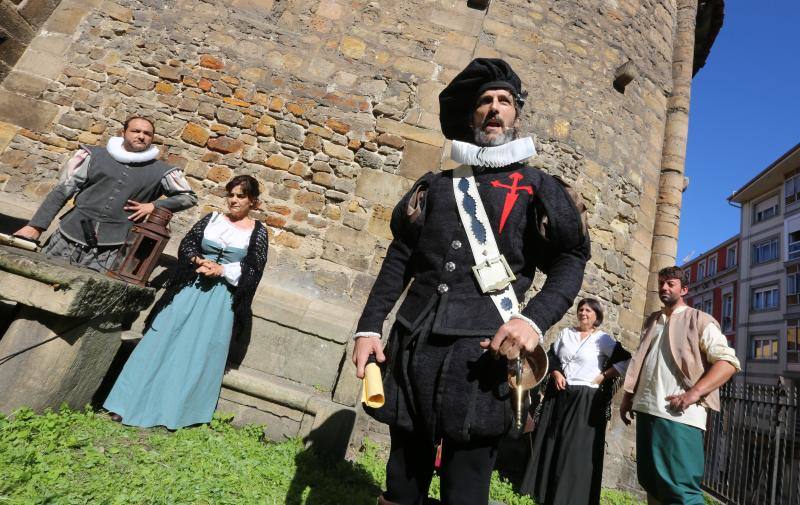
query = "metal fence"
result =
(703, 382, 799, 505)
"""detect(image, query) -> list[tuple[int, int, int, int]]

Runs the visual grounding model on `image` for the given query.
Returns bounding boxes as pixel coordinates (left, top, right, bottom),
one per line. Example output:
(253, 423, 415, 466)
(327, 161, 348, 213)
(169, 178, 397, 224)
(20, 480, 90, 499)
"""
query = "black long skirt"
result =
(519, 384, 608, 505)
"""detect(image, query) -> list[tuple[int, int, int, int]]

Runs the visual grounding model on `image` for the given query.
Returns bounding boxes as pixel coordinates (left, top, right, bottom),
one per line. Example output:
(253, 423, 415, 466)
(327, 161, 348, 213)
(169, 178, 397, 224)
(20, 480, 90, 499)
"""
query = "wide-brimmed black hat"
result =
(438, 58, 526, 142)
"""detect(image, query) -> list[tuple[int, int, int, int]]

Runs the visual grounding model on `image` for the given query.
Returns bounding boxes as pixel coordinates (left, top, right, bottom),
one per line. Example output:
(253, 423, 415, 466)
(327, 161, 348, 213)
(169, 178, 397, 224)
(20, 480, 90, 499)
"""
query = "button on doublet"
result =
(437, 283, 449, 294)
(451, 240, 462, 250)
(444, 261, 456, 272)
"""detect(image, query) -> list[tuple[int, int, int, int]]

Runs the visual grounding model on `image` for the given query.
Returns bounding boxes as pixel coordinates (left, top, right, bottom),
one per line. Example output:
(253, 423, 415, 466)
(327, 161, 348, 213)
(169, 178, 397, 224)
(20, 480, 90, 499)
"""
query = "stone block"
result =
(398, 140, 442, 180)
(377, 117, 444, 147)
(0, 91, 59, 131)
(0, 3, 35, 42)
(181, 122, 210, 146)
(266, 154, 291, 170)
(100, 0, 133, 22)
(392, 56, 436, 78)
(295, 191, 325, 213)
(354, 148, 383, 170)
(325, 118, 350, 135)
(216, 107, 243, 126)
(323, 140, 354, 161)
(340, 35, 366, 60)
(355, 170, 412, 207)
(275, 121, 305, 146)
(13, 49, 65, 80)
(207, 165, 233, 182)
(18, 0, 61, 27)
(43, 0, 89, 34)
(376, 133, 404, 150)
(199, 54, 224, 70)
(207, 136, 244, 154)
(28, 33, 71, 57)
(0, 121, 20, 153)
(1, 71, 51, 97)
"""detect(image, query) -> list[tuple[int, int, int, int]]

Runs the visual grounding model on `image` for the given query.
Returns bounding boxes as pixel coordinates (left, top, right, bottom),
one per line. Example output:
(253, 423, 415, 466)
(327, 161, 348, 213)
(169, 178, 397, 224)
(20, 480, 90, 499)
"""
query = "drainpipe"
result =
(645, 0, 699, 315)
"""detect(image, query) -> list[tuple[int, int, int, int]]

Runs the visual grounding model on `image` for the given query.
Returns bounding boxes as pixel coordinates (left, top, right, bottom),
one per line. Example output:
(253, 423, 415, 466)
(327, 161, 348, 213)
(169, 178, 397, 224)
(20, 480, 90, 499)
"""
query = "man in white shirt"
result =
(620, 266, 740, 504)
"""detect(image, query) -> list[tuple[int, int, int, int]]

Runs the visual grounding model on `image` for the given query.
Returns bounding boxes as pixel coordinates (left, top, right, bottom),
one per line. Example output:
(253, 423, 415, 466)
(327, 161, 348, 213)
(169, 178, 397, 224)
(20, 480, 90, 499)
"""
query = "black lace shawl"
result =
(144, 213, 269, 362)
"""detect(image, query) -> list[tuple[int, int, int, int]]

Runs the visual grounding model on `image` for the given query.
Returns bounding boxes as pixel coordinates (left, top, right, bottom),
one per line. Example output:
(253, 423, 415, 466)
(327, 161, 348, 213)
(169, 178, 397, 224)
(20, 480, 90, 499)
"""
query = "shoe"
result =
(109, 413, 122, 422)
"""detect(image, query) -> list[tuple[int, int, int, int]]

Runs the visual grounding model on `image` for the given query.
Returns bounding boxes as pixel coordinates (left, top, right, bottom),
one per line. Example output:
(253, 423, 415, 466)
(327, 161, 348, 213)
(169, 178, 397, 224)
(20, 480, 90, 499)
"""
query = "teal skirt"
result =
(103, 276, 234, 429)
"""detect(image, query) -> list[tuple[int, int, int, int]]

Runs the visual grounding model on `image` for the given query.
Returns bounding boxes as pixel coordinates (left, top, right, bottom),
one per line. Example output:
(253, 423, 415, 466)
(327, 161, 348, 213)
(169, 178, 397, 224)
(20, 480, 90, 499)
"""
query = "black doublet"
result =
(357, 163, 590, 442)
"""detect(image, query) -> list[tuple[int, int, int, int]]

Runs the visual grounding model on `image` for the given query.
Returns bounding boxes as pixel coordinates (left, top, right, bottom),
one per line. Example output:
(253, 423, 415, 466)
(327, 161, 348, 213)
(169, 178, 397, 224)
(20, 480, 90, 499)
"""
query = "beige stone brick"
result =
(340, 36, 366, 60)
(316, 0, 342, 20)
(325, 118, 350, 135)
(377, 118, 444, 147)
(398, 140, 442, 180)
(434, 45, 472, 70)
(181, 123, 210, 146)
(266, 154, 292, 170)
(100, 0, 133, 23)
(199, 54, 224, 70)
(323, 141, 354, 161)
(392, 57, 436, 78)
(0, 122, 20, 154)
(207, 165, 233, 183)
(0, 91, 59, 131)
(355, 170, 412, 206)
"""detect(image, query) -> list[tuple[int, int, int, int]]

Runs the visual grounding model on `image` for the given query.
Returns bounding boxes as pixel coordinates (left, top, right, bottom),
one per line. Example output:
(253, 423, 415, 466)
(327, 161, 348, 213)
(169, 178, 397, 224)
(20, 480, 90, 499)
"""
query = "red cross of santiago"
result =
(490, 172, 533, 233)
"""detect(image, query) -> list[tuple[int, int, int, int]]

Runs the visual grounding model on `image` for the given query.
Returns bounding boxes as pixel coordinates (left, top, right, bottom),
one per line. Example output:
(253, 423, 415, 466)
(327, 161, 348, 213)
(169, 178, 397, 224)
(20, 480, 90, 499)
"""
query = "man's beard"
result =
(122, 140, 149, 153)
(473, 126, 518, 147)
(659, 292, 681, 308)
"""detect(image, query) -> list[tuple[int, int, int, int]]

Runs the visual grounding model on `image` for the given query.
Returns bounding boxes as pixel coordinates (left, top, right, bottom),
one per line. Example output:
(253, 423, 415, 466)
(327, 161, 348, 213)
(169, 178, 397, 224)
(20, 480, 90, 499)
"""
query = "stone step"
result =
(220, 366, 356, 459)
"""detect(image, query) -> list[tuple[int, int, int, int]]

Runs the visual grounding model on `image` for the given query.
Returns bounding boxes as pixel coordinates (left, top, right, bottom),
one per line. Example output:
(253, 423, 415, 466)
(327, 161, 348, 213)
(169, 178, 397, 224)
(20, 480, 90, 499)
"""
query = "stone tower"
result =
(0, 0, 722, 491)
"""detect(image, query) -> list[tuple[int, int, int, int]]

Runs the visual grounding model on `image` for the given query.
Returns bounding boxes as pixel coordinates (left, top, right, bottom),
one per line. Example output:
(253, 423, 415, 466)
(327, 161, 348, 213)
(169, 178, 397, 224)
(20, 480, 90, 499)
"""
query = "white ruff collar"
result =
(450, 137, 536, 168)
(106, 136, 160, 163)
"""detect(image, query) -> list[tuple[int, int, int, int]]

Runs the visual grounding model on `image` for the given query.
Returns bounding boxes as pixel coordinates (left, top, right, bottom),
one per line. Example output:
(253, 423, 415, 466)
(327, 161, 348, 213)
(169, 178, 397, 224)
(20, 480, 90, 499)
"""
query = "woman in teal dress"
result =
(104, 175, 269, 429)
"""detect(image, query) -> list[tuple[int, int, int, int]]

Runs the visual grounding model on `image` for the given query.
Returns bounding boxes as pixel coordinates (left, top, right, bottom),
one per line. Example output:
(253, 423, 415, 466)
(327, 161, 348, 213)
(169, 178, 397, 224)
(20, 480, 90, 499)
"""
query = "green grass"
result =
(0, 407, 645, 504)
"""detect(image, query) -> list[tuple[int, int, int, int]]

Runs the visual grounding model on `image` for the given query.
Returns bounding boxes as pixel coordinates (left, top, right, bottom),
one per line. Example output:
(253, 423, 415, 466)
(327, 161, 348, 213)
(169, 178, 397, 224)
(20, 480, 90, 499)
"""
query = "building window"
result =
(698, 261, 706, 280)
(788, 265, 800, 305)
(752, 285, 779, 311)
(722, 293, 734, 332)
(786, 172, 800, 205)
(694, 302, 703, 311)
(708, 256, 717, 277)
(752, 238, 779, 264)
(726, 244, 737, 269)
(750, 335, 779, 360)
(754, 196, 779, 223)
(703, 299, 712, 315)
(788, 322, 800, 363)
(789, 231, 800, 261)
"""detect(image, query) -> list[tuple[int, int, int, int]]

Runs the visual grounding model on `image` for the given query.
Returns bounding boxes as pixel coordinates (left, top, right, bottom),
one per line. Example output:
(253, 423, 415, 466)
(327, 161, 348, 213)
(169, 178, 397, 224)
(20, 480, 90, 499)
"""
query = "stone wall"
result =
(0, 0, 64, 82)
(0, 0, 715, 492)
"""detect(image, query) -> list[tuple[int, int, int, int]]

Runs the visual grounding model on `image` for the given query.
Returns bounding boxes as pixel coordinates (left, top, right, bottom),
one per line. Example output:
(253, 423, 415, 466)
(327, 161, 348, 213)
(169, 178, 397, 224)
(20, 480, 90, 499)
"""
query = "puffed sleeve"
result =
(355, 172, 436, 335)
(520, 173, 591, 334)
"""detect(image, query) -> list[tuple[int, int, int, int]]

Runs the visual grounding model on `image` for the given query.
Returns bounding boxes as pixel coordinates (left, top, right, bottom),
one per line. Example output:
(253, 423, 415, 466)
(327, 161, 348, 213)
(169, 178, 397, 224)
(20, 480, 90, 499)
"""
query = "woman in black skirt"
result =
(520, 298, 631, 505)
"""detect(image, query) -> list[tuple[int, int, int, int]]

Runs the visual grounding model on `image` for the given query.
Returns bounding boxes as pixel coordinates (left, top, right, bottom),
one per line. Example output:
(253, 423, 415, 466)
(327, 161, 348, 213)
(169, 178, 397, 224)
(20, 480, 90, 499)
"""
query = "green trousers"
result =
(636, 412, 705, 505)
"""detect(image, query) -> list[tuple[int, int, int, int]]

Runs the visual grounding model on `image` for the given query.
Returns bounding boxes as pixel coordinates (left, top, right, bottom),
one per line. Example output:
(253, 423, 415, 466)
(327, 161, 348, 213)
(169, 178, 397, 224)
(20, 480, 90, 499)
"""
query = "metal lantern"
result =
(107, 207, 172, 286)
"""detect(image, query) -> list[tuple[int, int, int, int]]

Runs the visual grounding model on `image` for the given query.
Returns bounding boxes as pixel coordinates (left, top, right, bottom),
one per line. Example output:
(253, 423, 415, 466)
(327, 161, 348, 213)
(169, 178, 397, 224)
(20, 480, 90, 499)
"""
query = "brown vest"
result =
(623, 306, 721, 411)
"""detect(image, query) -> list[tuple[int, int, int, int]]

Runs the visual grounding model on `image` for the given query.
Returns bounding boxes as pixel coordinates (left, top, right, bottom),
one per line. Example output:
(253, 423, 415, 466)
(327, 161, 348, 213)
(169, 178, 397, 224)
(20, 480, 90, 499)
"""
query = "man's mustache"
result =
(482, 112, 505, 129)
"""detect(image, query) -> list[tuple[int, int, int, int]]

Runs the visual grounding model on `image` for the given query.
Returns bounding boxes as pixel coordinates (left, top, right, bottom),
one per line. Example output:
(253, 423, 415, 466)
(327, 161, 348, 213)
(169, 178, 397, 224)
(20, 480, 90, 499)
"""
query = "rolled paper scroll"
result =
(0, 233, 40, 252)
(361, 354, 384, 408)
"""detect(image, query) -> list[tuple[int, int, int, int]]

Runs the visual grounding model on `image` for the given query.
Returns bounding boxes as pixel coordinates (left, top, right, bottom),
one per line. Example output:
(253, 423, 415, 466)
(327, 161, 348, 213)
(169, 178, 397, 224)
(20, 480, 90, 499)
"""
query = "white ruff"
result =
(106, 137, 159, 163)
(450, 137, 536, 168)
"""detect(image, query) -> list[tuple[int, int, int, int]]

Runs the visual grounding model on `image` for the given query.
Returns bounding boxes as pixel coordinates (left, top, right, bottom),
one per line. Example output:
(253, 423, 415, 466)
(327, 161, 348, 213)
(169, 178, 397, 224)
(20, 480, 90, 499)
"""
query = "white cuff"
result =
(354, 331, 382, 341)
(510, 313, 543, 337)
(222, 262, 242, 286)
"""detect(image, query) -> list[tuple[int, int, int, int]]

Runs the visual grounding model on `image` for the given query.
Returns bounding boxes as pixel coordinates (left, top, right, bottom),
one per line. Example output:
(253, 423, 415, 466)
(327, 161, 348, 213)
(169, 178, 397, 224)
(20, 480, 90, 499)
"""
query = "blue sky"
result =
(677, 1, 800, 262)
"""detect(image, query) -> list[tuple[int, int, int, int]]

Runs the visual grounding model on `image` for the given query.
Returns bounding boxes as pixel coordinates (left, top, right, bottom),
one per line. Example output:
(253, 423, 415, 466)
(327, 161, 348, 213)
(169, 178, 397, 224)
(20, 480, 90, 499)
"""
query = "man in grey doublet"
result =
(14, 116, 197, 272)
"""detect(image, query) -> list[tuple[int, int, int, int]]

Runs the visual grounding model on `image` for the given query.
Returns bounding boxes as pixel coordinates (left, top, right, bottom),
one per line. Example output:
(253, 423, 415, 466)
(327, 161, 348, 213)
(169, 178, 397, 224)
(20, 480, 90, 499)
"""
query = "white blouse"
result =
(551, 327, 629, 388)
(203, 212, 253, 287)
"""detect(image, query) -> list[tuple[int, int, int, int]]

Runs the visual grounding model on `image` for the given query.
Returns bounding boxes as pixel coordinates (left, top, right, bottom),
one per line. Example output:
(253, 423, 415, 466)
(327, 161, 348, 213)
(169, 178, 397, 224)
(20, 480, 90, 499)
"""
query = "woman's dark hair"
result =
(225, 175, 260, 200)
(577, 298, 604, 327)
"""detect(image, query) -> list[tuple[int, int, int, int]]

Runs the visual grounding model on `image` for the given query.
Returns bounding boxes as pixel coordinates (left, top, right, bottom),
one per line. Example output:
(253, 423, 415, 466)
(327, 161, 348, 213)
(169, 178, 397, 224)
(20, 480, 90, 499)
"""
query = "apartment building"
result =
(729, 143, 800, 386)
(683, 235, 739, 345)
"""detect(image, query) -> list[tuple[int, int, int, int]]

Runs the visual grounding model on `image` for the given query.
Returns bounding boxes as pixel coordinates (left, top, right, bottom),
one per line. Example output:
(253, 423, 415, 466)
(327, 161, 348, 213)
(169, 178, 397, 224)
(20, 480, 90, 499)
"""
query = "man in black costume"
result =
(352, 59, 590, 505)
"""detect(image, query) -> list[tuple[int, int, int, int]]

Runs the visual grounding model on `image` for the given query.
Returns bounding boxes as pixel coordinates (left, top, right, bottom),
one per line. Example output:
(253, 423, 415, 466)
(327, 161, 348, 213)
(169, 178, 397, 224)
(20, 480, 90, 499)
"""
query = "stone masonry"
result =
(0, 0, 722, 492)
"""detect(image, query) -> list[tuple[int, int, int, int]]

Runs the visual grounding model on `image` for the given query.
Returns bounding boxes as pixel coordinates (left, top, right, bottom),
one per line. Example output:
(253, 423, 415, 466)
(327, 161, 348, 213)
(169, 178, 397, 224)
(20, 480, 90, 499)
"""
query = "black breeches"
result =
(384, 427, 499, 505)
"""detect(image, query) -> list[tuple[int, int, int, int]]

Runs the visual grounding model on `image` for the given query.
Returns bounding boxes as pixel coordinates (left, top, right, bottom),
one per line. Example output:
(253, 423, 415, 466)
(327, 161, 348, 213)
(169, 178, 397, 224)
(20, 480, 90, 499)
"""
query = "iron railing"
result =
(703, 382, 799, 505)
